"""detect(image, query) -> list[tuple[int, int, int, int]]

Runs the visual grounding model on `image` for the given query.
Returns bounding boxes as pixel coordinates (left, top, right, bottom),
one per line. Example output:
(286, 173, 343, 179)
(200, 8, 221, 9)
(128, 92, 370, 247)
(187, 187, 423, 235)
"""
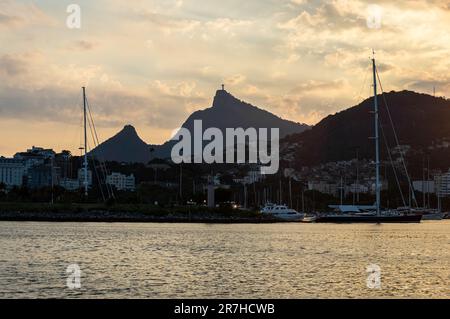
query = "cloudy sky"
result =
(0, 0, 449, 156)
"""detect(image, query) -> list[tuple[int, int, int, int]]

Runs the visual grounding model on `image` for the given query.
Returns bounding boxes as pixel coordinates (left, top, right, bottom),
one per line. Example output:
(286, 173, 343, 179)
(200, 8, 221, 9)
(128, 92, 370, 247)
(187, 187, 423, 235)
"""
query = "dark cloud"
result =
(405, 78, 450, 95)
(290, 79, 347, 94)
(72, 40, 98, 51)
(357, 59, 395, 73)
(0, 81, 207, 132)
(0, 54, 28, 76)
(0, 12, 22, 27)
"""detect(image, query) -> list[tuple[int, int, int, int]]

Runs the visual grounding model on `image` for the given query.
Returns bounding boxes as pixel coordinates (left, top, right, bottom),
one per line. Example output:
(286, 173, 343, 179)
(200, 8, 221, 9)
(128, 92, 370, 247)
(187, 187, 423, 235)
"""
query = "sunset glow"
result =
(1, 0, 449, 156)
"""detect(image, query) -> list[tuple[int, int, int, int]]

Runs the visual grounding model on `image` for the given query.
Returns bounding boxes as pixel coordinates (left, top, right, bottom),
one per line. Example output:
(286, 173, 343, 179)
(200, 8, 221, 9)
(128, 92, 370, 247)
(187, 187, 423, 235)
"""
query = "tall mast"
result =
(372, 53, 381, 216)
(82, 87, 88, 197)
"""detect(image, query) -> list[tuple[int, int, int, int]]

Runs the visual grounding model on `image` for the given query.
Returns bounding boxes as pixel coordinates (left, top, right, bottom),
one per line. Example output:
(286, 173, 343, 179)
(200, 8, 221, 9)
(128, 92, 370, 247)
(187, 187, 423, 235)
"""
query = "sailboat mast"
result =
(372, 54, 381, 216)
(82, 87, 88, 197)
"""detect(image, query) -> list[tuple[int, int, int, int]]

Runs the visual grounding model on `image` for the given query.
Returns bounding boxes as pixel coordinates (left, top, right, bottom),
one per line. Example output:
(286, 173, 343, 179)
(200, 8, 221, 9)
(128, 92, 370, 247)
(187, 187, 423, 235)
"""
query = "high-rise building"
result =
(435, 169, 450, 198)
(27, 163, 60, 189)
(55, 150, 72, 179)
(0, 158, 25, 188)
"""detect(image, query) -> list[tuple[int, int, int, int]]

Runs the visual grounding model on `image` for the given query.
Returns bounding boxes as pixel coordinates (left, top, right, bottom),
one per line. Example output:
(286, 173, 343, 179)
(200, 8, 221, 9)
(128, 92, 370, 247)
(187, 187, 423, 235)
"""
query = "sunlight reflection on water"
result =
(0, 221, 448, 298)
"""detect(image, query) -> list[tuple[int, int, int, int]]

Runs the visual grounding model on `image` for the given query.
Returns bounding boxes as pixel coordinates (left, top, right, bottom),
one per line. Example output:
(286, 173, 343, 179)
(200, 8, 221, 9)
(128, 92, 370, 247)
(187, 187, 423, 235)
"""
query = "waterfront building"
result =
(0, 158, 25, 188)
(368, 179, 388, 194)
(14, 146, 55, 172)
(308, 179, 385, 197)
(435, 169, 450, 198)
(308, 181, 339, 197)
(27, 163, 60, 189)
(54, 150, 72, 179)
(106, 172, 135, 191)
(348, 183, 369, 194)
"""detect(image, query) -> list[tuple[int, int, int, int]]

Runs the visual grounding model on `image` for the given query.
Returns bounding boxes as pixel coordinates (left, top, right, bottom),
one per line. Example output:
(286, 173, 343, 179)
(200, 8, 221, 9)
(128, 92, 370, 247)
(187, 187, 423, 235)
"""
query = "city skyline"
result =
(1, 0, 450, 156)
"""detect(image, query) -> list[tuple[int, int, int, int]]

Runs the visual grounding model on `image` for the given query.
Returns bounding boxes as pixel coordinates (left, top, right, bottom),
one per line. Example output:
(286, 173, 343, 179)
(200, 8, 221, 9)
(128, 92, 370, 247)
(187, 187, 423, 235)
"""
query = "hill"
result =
(282, 91, 450, 168)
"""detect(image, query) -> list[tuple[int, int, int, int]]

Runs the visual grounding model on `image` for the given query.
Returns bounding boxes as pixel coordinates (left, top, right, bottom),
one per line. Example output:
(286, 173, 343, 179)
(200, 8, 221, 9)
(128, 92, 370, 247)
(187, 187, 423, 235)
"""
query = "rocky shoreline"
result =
(0, 210, 281, 224)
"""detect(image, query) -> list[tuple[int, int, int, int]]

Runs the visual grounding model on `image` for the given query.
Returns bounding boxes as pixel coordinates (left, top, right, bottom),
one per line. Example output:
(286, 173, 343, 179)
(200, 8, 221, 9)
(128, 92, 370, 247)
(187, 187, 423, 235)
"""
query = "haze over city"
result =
(1, 0, 449, 156)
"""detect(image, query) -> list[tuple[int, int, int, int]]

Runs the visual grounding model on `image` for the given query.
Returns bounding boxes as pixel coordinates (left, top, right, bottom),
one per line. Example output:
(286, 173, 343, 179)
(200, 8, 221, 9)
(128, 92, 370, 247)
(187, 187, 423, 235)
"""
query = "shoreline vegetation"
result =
(0, 202, 282, 223)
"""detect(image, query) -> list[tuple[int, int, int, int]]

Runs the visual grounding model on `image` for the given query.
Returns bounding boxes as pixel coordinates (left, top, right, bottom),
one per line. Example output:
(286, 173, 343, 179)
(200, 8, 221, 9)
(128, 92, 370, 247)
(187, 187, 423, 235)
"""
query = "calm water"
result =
(0, 221, 449, 299)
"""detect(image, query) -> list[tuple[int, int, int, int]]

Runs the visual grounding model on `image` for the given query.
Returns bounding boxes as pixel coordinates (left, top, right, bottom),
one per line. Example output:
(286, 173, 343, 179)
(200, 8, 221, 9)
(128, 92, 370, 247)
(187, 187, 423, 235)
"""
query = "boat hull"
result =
(271, 214, 305, 222)
(316, 214, 422, 223)
(421, 213, 444, 221)
(299, 216, 317, 223)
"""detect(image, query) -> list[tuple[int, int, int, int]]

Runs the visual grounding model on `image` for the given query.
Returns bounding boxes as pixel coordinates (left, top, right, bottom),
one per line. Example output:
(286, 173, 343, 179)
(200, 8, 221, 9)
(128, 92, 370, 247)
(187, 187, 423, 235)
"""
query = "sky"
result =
(0, 0, 449, 156)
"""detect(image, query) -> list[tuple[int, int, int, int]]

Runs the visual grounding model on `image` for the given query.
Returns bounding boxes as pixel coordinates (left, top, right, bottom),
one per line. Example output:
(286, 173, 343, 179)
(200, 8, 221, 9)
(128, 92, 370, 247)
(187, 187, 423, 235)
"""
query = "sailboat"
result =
(81, 87, 89, 197)
(316, 54, 422, 223)
(79, 87, 115, 201)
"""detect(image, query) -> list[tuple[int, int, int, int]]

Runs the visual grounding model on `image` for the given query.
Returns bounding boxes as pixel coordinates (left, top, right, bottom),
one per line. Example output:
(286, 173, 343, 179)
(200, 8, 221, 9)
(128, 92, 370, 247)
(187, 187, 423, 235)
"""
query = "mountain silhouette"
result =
(89, 124, 153, 163)
(283, 90, 450, 167)
(152, 89, 310, 158)
(184, 89, 308, 135)
(91, 89, 310, 162)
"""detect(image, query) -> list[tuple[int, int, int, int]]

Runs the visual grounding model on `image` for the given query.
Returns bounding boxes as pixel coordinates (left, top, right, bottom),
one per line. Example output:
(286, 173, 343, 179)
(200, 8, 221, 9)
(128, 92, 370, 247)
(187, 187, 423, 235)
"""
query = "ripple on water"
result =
(0, 221, 449, 298)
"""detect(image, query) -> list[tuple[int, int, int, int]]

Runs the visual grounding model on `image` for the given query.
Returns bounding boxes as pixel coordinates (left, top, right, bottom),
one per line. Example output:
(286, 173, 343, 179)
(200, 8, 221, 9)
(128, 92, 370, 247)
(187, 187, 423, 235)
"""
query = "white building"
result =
(308, 181, 339, 196)
(106, 172, 135, 191)
(26, 146, 55, 159)
(348, 183, 370, 194)
(14, 146, 55, 172)
(435, 169, 450, 198)
(392, 145, 411, 157)
(308, 180, 384, 197)
(0, 158, 25, 188)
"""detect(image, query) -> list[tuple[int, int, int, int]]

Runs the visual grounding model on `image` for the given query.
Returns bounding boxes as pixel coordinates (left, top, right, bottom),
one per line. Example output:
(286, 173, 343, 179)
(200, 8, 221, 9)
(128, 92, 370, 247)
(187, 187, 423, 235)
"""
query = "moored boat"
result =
(315, 54, 422, 224)
(416, 210, 444, 221)
(316, 207, 422, 223)
(260, 203, 304, 221)
(299, 215, 317, 223)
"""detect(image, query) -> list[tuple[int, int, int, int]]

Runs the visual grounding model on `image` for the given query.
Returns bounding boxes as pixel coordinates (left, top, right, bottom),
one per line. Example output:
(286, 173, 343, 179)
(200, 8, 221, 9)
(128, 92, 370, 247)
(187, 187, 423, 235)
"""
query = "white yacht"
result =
(260, 203, 304, 221)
